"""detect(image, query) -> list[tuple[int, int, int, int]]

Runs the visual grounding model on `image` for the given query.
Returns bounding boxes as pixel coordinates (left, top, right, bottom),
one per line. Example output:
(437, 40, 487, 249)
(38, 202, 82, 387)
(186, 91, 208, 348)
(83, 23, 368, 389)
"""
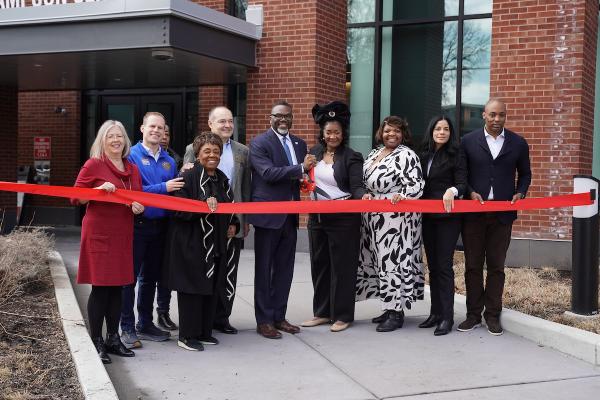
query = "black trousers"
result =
(422, 216, 461, 321)
(214, 237, 242, 325)
(177, 292, 216, 339)
(462, 213, 513, 321)
(87, 285, 122, 338)
(308, 213, 361, 323)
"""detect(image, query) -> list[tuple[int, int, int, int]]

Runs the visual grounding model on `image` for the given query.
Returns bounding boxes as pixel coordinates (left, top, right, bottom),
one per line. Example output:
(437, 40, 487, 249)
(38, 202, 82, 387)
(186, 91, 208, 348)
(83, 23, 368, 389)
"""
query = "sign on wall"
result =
(0, 0, 99, 9)
(33, 136, 51, 160)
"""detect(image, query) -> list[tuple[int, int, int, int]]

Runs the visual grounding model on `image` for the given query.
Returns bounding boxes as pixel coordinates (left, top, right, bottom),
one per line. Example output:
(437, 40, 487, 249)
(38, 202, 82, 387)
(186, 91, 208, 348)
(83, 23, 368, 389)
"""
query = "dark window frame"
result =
(347, 0, 492, 139)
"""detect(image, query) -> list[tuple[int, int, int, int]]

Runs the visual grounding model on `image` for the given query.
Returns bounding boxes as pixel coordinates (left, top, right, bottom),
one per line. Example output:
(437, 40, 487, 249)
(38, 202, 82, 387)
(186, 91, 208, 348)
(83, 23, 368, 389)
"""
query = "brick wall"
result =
(490, 0, 598, 240)
(246, 0, 347, 147)
(18, 91, 81, 208)
(245, 0, 348, 225)
(198, 86, 229, 131)
(0, 86, 17, 225)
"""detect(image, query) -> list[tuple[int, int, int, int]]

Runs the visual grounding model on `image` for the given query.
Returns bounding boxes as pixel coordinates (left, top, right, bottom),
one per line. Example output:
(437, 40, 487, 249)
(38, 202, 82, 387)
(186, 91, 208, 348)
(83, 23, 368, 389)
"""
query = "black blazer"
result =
(460, 128, 532, 224)
(419, 146, 467, 218)
(309, 143, 366, 199)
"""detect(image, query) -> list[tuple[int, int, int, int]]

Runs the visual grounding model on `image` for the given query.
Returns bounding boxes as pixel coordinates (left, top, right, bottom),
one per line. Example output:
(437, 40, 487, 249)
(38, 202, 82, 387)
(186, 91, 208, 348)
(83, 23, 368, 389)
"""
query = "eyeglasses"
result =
(270, 113, 293, 120)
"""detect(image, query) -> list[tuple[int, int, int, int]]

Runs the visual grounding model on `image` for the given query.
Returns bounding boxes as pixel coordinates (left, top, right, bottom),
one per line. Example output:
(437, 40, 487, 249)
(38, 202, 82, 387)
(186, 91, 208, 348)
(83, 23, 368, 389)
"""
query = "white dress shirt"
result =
(273, 128, 299, 165)
(484, 127, 505, 200)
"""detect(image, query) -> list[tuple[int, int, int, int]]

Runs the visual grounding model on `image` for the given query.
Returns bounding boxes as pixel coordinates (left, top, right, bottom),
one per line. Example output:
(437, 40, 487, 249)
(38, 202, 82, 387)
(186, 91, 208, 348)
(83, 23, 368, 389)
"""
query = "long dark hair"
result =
(421, 115, 459, 161)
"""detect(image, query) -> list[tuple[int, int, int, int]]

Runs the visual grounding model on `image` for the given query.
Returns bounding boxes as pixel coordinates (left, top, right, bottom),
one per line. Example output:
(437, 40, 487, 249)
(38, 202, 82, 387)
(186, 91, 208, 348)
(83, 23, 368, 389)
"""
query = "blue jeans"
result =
(120, 218, 167, 332)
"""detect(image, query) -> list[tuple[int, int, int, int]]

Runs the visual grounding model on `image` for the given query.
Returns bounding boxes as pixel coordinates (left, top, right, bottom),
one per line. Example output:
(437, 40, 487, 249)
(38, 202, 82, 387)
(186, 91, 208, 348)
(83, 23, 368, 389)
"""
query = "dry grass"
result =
(0, 227, 54, 306)
(0, 228, 82, 399)
(438, 252, 600, 334)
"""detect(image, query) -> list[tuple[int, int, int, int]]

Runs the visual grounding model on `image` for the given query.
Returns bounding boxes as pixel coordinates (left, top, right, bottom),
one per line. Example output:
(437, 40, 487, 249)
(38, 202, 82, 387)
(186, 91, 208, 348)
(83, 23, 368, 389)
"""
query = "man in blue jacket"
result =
(457, 99, 531, 336)
(120, 112, 184, 347)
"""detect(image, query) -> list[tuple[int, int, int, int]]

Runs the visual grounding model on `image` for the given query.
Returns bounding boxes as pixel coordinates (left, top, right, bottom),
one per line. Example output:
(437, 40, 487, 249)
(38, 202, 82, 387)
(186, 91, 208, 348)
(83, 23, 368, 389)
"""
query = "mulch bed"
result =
(0, 270, 84, 400)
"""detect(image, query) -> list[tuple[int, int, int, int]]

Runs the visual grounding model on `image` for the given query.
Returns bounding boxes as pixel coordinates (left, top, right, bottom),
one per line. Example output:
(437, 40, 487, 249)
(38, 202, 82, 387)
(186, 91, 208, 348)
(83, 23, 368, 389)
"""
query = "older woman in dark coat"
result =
(301, 101, 365, 332)
(163, 132, 238, 352)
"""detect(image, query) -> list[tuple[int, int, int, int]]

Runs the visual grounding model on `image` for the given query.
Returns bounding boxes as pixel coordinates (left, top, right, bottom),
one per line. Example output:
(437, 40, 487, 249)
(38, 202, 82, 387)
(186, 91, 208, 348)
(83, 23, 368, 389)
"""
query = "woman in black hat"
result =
(301, 101, 365, 332)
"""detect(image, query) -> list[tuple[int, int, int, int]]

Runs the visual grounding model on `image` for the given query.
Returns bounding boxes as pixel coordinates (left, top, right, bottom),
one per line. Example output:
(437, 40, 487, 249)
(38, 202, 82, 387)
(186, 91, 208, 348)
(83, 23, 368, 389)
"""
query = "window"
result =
(347, 0, 492, 153)
(229, 0, 247, 19)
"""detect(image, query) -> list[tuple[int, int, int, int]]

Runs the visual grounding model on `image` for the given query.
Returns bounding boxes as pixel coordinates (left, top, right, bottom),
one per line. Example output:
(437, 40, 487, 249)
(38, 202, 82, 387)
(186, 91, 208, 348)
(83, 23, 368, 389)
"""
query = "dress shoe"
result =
(301, 317, 330, 327)
(274, 320, 300, 334)
(418, 314, 440, 328)
(105, 333, 135, 357)
(434, 320, 453, 336)
(371, 311, 388, 324)
(330, 321, 350, 332)
(92, 337, 111, 364)
(214, 320, 238, 335)
(157, 312, 178, 331)
(376, 310, 404, 332)
(256, 324, 282, 339)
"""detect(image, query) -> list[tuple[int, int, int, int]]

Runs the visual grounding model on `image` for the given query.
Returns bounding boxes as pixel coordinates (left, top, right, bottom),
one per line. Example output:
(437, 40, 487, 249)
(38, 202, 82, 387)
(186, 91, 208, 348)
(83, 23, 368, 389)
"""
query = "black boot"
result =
(157, 312, 179, 331)
(371, 311, 389, 324)
(105, 333, 135, 357)
(376, 310, 404, 332)
(92, 337, 111, 364)
(418, 314, 440, 328)
(434, 319, 453, 336)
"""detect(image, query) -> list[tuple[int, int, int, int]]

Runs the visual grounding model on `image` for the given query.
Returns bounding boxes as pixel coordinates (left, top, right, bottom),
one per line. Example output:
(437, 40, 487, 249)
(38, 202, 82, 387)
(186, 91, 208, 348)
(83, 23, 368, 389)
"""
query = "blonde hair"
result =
(89, 120, 131, 159)
(142, 111, 166, 126)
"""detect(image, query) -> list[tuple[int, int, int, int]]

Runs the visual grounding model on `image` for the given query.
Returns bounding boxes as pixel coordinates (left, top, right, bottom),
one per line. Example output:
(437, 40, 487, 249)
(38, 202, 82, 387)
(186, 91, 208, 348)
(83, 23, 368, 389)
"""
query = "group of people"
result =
(73, 97, 531, 365)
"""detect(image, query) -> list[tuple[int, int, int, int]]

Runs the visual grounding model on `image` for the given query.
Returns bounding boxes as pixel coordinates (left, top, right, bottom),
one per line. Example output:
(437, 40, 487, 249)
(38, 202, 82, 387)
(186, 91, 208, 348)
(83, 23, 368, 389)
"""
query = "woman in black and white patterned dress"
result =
(356, 116, 425, 332)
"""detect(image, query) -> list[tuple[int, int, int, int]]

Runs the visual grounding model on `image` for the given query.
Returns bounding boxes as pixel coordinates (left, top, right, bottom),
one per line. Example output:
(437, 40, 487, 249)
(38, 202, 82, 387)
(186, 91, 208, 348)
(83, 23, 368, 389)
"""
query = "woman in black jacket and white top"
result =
(301, 101, 365, 332)
(418, 115, 467, 336)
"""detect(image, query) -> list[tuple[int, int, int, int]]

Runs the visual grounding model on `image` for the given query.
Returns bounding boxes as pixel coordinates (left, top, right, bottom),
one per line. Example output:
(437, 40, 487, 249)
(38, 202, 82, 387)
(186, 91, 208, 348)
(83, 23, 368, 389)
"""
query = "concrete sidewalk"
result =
(54, 228, 600, 400)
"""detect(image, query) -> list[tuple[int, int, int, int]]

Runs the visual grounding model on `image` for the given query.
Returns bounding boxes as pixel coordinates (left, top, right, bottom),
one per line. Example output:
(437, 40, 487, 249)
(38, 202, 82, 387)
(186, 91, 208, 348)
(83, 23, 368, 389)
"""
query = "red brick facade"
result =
(245, 0, 348, 147)
(198, 86, 229, 130)
(0, 86, 17, 225)
(490, 0, 598, 240)
(18, 91, 81, 207)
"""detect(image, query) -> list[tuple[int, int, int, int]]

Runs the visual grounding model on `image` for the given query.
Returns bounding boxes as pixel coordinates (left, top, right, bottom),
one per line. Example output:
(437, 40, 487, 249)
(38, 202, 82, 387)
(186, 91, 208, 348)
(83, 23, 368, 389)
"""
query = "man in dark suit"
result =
(457, 98, 531, 336)
(249, 100, 316, 339)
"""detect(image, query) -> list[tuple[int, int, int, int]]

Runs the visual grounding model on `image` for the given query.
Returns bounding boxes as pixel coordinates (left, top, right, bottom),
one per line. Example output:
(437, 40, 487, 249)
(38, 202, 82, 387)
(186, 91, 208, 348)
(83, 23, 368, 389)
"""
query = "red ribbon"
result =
(0, 181, 592, 214)
(300, 169, 316, 194)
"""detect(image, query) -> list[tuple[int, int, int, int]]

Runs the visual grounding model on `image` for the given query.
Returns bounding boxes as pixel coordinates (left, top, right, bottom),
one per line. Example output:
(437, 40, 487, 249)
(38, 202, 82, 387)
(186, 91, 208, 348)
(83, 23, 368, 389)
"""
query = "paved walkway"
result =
(54, 228, 600, 400)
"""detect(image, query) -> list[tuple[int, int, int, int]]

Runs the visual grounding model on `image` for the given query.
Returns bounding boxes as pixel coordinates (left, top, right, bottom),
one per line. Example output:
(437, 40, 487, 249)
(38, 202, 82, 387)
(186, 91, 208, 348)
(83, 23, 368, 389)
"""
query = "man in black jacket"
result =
(457, 98, 531, 336)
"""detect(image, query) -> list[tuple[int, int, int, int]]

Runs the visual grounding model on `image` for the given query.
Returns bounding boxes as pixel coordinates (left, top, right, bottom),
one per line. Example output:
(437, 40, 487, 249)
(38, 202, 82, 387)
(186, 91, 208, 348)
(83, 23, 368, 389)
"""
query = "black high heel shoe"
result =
(418, 314, 440, 328)
(105, 333, 135, 357)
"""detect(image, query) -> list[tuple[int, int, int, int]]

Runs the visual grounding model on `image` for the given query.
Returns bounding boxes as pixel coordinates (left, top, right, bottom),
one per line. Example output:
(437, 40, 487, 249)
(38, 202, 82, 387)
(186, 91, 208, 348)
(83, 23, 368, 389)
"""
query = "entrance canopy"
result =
(0, 0, 260, 90)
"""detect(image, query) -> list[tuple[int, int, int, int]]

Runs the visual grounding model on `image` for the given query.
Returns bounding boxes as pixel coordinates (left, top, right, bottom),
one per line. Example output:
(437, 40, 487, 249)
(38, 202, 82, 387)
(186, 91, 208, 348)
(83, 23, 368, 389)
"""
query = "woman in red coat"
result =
(73, 120, 145, 364)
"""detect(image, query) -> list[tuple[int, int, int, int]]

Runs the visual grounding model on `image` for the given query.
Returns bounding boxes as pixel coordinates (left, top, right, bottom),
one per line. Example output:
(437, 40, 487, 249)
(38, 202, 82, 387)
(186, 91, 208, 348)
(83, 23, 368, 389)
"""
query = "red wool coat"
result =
(73, 157, 142, 286)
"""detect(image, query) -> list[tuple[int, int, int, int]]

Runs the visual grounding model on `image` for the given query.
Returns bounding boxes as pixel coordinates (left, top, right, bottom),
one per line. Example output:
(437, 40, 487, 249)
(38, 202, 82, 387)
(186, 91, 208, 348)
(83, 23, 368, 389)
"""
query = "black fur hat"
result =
(311, 101, 351, 128)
